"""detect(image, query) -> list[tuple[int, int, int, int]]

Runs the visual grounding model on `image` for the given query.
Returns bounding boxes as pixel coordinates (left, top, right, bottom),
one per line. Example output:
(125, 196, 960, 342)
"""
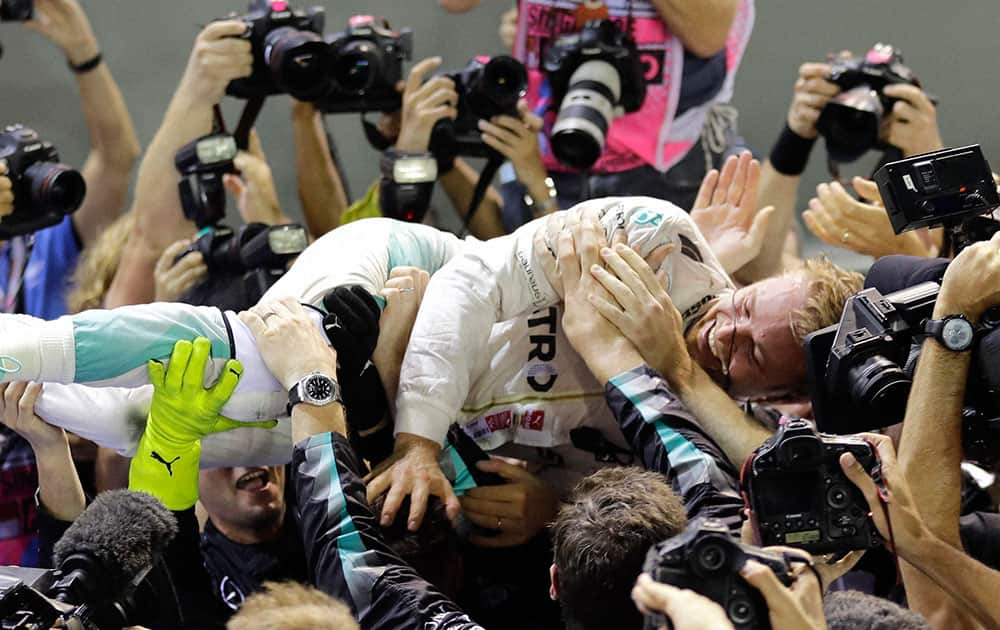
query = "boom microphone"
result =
(51, 489, 178, 623)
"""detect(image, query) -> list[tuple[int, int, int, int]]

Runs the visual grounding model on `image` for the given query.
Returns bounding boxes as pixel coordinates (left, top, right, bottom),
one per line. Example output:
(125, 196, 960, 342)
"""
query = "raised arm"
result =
(25, 0, 141, 245)
(105, 21, 252, 306)
(291, 101, 349, 237)
(648, 0, 738, 58)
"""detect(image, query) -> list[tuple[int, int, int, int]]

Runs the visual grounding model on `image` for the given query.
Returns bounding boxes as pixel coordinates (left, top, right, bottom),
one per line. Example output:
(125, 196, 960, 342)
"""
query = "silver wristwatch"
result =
(287, 372, 342, 415)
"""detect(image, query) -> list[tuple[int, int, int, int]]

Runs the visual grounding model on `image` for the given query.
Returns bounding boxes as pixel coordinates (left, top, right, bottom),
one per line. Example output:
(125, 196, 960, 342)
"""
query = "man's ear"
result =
(549, 563, 559, 601)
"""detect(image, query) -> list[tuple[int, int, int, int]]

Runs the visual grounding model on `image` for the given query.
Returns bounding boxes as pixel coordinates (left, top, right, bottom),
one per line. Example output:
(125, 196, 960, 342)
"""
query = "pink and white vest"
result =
(515, 0, 755, 173)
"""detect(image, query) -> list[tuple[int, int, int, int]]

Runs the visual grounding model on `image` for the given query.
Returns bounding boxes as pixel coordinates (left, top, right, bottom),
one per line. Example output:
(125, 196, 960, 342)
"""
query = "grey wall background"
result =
(0, 0, 995, 266)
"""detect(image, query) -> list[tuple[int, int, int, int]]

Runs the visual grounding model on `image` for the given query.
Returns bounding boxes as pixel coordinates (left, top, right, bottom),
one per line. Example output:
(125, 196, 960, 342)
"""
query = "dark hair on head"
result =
(823, 590, 930, 630)
(551, 467, 687, 630)
(370, 494, 461, 595)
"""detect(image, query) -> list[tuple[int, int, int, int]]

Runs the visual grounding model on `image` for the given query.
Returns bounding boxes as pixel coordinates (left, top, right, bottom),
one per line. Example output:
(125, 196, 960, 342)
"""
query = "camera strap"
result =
(461, 155, 503, 236)
(867, 441, 903, 584)
(2, 236, 31, 314)
(233, 96, 267, 150)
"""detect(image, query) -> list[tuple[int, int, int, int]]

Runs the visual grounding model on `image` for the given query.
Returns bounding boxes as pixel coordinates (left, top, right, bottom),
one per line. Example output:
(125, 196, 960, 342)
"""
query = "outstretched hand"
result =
(24, 0, 99, 65)
(691, 151, 775, 275)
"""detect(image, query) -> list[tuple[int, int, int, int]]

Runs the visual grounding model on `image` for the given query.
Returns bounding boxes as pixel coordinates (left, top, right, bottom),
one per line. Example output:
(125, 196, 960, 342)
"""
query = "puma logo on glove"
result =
(150, 451, 181, 476)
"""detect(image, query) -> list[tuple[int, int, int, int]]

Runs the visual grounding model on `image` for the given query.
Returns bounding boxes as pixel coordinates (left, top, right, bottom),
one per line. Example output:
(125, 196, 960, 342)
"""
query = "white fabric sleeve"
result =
(394, 217, 556, 445)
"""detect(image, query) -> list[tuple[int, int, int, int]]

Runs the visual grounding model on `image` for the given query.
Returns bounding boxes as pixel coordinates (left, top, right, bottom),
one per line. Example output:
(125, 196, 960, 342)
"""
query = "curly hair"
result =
(66, 211, 135, 313)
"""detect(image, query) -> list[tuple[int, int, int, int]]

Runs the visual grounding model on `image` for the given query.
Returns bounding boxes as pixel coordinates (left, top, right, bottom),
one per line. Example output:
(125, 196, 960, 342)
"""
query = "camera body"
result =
(0, 124, 86, 238)
(742, 419, 880, 554)
(542, 19, 646, 170)
(176, 132, 239, 229)
(0, 0, 32, 21)
(181, 223, 308, 305)
(643, 518, 794, 630)
(430, 55, 527, 159)
(803, 279, 1000, 467)
(224, 0, 329, 101)
(817, 43, 923, 163)
(874, 145, 1000, 252)
(318, 16, 412, 114)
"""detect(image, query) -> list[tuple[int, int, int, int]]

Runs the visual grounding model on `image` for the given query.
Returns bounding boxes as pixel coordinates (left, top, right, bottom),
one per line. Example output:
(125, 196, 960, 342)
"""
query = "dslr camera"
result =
(223, 0, 330, 102)
(430, 55, 528, 159)
(874, 145, 1000, 255)
(643, 518, 794, 630)
(0, 124, 86, 238)
(176, 132, 238, 229)
(318, 15, 413, 114)
(741, 419, 880, 554)
(817, 43, 925, 163)
(0, 0, 32, 21)
(542, 19, 646, 170)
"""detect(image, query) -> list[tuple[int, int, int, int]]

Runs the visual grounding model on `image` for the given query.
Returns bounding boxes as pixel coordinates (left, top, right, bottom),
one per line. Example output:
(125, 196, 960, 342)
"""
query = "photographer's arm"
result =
(25, 0, 141, 246)
(292, 101, 349, 238)
(648, 0, 738, 58)
(891, 237, 1000, 629)
(105, 21, 251, 307)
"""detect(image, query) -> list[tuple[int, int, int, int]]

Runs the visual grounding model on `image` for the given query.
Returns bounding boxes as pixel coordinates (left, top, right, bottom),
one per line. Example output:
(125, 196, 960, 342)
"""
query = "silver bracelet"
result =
(524, 176, 559, 216)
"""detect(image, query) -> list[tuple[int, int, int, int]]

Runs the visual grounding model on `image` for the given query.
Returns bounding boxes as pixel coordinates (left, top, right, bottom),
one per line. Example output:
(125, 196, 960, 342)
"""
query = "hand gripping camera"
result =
(542, 19, 646, 170)
(643, 518, 795, 630)
(430, 55, 528, 160)
(741, 419, 880, 555)
(0, 124, 86, 238)
(817, 43, 926, 164)
(224, 0, 330, 102)
(317, 15, 413, 114)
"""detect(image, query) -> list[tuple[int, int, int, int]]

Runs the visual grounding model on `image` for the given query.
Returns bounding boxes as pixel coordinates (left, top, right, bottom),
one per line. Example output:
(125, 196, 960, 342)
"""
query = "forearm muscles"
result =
(735, 162, 799, 283)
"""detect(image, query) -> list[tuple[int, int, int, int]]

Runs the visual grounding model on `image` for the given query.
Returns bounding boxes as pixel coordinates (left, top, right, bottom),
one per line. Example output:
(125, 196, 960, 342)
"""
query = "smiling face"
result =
(198, 465, 286, 544)
(686, 274, 810, 401)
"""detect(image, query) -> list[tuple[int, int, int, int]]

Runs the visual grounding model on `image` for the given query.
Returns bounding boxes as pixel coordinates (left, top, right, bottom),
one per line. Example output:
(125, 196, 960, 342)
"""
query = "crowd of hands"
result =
(0, 1, 997, 629)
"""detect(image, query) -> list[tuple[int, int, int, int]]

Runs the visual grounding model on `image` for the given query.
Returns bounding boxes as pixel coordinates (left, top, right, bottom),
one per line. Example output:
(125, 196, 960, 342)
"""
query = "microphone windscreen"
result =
(53, 489, 178, 593)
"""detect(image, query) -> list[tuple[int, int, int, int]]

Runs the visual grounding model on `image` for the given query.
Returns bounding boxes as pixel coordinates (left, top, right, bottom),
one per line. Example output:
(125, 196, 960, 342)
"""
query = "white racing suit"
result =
(0, 200, 730, 477)
(398, 197, 733, 491)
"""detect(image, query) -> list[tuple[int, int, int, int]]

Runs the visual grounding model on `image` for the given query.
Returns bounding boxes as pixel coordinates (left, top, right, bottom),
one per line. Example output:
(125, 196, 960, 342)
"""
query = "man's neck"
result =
(210, 511, 285, 546)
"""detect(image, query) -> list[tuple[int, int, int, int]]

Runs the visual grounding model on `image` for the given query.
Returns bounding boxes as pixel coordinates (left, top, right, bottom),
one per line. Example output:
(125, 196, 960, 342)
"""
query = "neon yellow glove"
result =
(129, 337, 276, 510)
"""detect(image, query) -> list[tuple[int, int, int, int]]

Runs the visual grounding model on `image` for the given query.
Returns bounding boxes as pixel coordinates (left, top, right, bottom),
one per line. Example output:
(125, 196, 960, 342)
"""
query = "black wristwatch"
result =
(923, 315, 976, 352)
(287, 372, 342, 415)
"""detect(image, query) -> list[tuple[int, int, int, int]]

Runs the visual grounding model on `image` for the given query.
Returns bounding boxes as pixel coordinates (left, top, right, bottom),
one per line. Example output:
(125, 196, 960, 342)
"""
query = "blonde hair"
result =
(789, 256, 865, 344)
(227, 581, 359, 630)
(66, 211, 136, 313)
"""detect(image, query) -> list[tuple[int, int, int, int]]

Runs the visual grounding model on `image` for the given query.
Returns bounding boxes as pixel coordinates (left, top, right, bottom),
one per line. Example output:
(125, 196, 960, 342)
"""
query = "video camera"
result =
(542, 19, 646, 170)
(874, 144, 1000, 256)
(223, 0, 329, 102)
(741, 419, 880, 554)
(804, 279, 1000, 468)
(429, 55, 527, 160)
(817, 43, 926, 164)
(0, 124, 87, 238)
(642, 518, 794, 630)
(0, 490, 179, 629)
(317, 15, 412, 114)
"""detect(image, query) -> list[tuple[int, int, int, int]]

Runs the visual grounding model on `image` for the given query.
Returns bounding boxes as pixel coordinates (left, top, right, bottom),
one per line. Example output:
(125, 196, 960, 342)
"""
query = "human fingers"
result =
(408, 478, 431, 531)
(883, 84, 935, 112)
(598, 247, 649, 306)
(3, 382, 29, 426)
(155, 240, 191, 276)
(739, 559, 793, 606)
(798, 62, 832, 80)
(410, 75, 454, 104)
(238, 310, 266, 338)
(479, 119, 521, 145)
(460, 496, 523, 519)
(578, 220, 605, 275)
(800, 76, 840, 97)
(404, 56, 444, 95)
(712, 155, 738, 206)
(475, 457, 536, 482)
(170, 261, 209, 297)
(745, 206, 776, 254)
(200, 19, 249, 42)
(725, 151, 753, 209)
(693, 169, 720, 210)
(736, 156, 761, 211)
(891, 100, 919, 123)
(377, 472, 410, 526)
(851, 177, 882, 204)
(556, 229, 581, 294)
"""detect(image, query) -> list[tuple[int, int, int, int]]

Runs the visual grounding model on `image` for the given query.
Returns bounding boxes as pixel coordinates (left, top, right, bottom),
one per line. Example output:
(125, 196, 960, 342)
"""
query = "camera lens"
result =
(846, 355, 911, 425)
(332, 40, 381, 93)
(693, 540, 727, 574)
(728, 598, 755, 626)
(551, 59, 622, 170)
(264, 27, 330, 100)
(818, 86, 884, 163)
(827, 484, 852, 509)
(479, 56, 527, 112)
(25, 161, 86, 215)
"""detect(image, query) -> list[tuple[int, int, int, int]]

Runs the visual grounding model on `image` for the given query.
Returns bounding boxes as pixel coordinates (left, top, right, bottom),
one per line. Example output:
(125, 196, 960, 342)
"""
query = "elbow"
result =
(683, 31, 730, 59)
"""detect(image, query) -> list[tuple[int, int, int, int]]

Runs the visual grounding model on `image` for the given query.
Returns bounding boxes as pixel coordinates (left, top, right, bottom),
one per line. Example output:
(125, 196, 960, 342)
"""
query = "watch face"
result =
(305, 375, 334, 402)
(942, 318, 974, 350)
